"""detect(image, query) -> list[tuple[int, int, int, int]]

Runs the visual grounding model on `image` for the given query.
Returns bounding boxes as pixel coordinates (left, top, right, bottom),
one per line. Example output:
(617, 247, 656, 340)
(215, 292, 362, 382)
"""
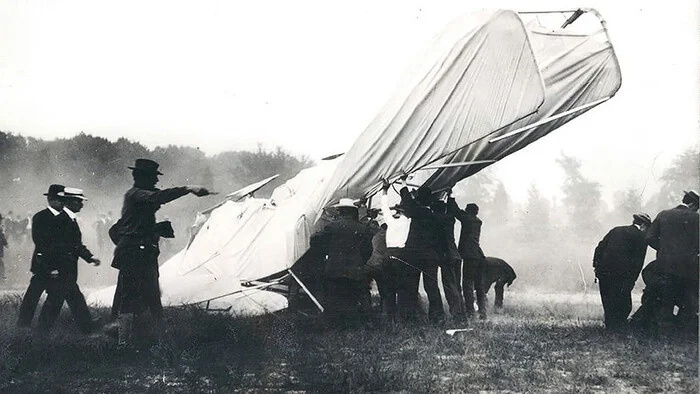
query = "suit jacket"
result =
(311, 217, 372, 279)
(593, 224, 647, 279)
(646, 205, 699, 279)
(450, 202, 485, 259)
(52, 213, 94, 282)
(485, 257, 517, 287)
(400, 193, 442, 257)
(30, 208, 65, 274)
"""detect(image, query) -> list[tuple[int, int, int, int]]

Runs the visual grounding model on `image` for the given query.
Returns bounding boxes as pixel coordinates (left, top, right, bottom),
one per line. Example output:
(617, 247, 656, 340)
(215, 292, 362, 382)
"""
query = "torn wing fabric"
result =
(421, 12, 622, 190)
(157, 159, 340, 286)
(318, 9, 545, 210)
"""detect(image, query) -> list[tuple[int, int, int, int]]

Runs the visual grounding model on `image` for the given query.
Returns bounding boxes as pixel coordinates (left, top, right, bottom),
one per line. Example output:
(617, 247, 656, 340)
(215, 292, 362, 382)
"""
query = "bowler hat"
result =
(632, 212, 652, 226)
(683, 190, 699, 206)
(128, 158, 163, 175)
(58, 187, 88, 201)
(43, 184, 65, 197)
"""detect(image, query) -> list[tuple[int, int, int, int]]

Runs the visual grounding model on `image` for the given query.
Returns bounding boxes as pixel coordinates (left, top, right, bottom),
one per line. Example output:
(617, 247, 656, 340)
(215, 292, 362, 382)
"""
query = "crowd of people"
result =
(308, 178, 511, 327)
(7, 156, 697, 345)
(0, 208, 116, 286)
(12, 159, 213, 347)
(594, 190, 699, 336)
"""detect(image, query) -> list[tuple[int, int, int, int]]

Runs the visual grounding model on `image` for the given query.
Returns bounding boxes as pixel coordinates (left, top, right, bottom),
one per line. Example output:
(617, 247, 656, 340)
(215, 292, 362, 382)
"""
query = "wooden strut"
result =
(288, 269, 324, 313)
(488, 96, 612, 143)
(416, 160, 497, 170)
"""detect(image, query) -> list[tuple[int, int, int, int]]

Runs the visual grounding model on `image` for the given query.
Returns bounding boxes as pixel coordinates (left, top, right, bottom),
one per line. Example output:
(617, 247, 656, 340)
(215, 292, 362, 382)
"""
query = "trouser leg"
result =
(17, 275, 47, 327)
(494, 281, 505, 309)
(397, 260, 420, 320)
(65, 283, 93, 333)
(37, 279, 67, 332)
(620, 279, 634, 324)
(421, 257, 444, 322)
(440, 259, 465, 319)
(474, 258, 487, 319)
(110, 274, 123, 321)
(462, 258, 478, 315)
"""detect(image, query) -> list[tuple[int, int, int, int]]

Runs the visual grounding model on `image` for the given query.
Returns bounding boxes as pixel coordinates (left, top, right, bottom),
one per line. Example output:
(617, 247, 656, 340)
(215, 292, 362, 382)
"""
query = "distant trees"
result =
(659, 147, 699, 208)
(518, 183, 550, 241)
(0, 130, 314, 218)
(612, 188, 642, 224)
(490, 181, 510, 226)
(556, 152, 603, 239)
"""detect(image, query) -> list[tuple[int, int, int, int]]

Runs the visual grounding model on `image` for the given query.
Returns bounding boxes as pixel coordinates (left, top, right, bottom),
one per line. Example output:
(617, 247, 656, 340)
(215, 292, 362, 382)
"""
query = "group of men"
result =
(15, 159, 213, 346)
(594, 190, 699, 335)
(2, 212, 31, 245)
(310, 179, 514, 326)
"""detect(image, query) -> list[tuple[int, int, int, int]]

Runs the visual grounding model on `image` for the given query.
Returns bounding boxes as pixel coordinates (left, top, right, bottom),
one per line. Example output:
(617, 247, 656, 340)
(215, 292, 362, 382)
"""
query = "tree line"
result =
(0, 131, 314, 218)
(451, 148, 699, 291)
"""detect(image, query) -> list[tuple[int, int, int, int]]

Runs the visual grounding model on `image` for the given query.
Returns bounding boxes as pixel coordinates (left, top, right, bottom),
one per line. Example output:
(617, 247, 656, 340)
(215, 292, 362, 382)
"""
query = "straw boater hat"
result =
(632, 213, 651, 226)
(128, 158, 163, 175)
(333, 198, 357, 209)
(43, 184, 65, 197)
(58, 187, 88, 201)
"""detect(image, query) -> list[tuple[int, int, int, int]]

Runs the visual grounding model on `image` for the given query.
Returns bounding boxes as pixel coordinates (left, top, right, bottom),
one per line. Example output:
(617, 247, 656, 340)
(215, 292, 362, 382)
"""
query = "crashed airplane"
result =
(88, 8, 621, 315)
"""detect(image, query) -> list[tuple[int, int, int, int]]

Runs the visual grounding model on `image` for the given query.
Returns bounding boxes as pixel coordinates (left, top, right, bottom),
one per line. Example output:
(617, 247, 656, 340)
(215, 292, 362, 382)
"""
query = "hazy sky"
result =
(0, 0, 698, 204)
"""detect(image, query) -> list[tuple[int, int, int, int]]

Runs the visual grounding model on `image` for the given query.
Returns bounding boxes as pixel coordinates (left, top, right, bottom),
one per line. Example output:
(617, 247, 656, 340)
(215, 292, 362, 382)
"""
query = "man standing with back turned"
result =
(645, 190, 699, 334)
(593, 212, 651, 331)
(111, 159, 213, 346)
(451, 201, 488, 320)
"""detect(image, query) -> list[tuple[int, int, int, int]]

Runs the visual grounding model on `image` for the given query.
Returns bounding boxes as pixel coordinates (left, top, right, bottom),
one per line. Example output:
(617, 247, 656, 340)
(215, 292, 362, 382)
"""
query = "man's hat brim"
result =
(128, 166, 163, 175)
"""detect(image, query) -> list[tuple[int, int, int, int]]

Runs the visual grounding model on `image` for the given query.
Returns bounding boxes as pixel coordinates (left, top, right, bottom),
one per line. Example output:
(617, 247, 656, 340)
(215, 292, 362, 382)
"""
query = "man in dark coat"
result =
(111, 159, 212, 345)
(433, 196, 466, 321)
(483, 256, 517, 309)
(17, 184, 66, 327)
(645, 190, 699, 332)
(311, 198, 373, 326)
(37, 188, 102, 333)
(0, 214, 7, 283)
(593, 213, 651, 330)
(452, 201, 488, 319)
(402, 186, 446, 323)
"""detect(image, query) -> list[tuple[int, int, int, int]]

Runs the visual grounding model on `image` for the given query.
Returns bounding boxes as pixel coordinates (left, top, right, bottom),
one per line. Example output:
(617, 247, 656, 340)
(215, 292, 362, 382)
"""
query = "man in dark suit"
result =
(451, 201, 488, 320)
(401, 186, 446, 323)
(311, 198, 373, 326)
(483, 257, 517, 309)
(111, 159, 212, 345)
(593, 213, 651, 330)
(17, 184, 66, 327)
(645, 190, 699, 332)
(0, 214, 7, 283)
(433, 196, 466, 321)
(37, 187, 101, 333)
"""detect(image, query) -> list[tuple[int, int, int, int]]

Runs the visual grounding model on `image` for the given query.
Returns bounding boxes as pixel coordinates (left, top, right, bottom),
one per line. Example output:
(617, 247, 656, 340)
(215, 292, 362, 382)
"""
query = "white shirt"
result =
(380, 193, 410, 248)
(48, 206, 61, 216)
(63, 207, 77, 221)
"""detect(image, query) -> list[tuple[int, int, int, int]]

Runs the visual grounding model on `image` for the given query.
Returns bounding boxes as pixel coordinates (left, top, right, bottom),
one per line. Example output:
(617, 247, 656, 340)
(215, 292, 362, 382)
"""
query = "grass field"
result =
(0, 290, 697, 393)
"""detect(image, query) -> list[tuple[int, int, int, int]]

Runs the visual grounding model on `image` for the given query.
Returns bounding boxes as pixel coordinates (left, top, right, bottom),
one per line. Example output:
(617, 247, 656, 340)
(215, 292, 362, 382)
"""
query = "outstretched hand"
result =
(188, 186, 217, 197)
